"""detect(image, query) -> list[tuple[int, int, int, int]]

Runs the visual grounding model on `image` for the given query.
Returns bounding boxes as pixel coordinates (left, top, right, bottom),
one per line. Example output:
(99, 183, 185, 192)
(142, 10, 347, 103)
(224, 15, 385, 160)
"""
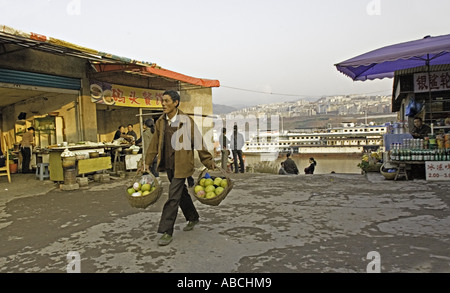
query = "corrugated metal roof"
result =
(0, 24, 220, 88)
(394, 63, 450, 76)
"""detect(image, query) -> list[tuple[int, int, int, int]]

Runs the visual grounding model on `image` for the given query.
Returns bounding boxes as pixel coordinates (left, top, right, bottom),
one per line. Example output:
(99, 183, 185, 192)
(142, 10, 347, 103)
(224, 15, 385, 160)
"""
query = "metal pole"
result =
(426, 55, 433, 123)
(139, 108, 145, 164)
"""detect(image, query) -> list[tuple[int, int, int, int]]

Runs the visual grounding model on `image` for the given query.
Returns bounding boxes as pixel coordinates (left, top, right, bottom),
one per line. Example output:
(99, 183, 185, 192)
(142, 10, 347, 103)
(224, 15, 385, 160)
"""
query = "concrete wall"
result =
(0, 44, 86, 78)
(180, 87, 215, 150)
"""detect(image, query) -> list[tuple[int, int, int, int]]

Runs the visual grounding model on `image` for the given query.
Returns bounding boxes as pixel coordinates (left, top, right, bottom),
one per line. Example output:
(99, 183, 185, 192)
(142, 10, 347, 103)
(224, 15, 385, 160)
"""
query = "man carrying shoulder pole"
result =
(139, 90, 215, 246)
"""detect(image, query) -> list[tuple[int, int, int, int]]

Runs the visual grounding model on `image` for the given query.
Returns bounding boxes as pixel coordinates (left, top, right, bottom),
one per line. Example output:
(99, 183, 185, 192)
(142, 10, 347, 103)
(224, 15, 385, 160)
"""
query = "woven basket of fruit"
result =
(125, 172, 163, 209)
(192, 167, 233, 206)
(380, 163, 398, 180)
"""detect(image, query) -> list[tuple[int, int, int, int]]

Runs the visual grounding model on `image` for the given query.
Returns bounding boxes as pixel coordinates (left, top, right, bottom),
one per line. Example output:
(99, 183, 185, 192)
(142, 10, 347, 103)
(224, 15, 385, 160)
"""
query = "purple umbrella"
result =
(335, 34, 450, 81)
(335, 34, 450, 121)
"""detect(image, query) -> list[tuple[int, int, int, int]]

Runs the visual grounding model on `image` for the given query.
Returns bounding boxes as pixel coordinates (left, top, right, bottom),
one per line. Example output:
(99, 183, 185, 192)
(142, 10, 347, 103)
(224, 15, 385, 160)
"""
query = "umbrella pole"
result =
(426, 57, 433, 123)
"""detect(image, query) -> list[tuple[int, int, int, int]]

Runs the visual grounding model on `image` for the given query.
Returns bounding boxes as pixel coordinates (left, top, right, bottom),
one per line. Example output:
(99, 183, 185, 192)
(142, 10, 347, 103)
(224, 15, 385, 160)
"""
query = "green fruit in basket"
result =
(205, 192, 216, 199)
(194, 185, 204, 193)
(197, 190, 206, 198)
(133, 182, 142, 191)
(142, 190, 151, 196)
(220, 179, 228, 188)
(204, 178, 214, 187)
(127, 187, 135, 195)
(151, 186, 156, 192)
(205, 185, 215, 193)
(141, 183, 151, 192)
(213, 177, 222, 186)
(215, 186, 224, 195)
(199, 178, 206, 187)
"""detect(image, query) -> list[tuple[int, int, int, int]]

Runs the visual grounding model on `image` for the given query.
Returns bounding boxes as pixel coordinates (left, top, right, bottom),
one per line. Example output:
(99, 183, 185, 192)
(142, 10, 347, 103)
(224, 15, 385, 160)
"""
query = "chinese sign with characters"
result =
(414, 70, 450, 93)
(89, 81, 164, 108)
(425, 161, 450, 181)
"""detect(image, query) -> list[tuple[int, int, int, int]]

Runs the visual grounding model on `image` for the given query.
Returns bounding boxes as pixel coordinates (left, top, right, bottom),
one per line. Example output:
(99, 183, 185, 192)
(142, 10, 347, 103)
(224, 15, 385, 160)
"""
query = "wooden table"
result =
(47, 144, 129, 181)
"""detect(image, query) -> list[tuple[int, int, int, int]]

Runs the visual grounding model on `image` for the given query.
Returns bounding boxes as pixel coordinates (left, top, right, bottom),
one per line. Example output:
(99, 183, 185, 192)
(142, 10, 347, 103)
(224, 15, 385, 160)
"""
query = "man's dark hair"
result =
(163, 90, 181, 107)
(286, 153, 291, 158)
(144, 119, 154, 128)
(414, 117, 423, 122)
(27, 127, 35, 131)
(127, 124, 133, 128)
(222, 127, 226, 133)
(118, 125, 125, 129)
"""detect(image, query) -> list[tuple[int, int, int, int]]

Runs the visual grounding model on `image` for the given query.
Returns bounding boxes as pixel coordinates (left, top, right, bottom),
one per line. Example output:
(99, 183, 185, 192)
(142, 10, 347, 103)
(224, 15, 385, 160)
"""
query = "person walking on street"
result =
(283, 153, 299, 175)
(230, 124, 245, 173)
(140, 90, 215, 246)
(20, 127, 35, 173)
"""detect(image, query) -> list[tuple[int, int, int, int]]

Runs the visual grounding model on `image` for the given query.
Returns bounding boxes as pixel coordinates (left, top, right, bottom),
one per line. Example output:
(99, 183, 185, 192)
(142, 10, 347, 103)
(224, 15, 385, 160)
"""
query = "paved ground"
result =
(0, 170, 449, 273)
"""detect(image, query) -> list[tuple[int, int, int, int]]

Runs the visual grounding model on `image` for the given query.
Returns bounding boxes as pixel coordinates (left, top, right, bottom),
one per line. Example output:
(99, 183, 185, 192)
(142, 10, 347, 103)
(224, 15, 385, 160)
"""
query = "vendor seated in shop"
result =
(126, 124, 138, 141)
(112, 125, 134, 144)
(411, 117, 432, 139)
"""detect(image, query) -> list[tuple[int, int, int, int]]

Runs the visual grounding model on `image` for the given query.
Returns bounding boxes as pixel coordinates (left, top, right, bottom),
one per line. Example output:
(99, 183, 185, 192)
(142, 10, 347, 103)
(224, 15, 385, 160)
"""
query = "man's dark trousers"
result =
(232, 150, 245, 173)
(21, 147, 31, 173)
(157, 169, 199, 236)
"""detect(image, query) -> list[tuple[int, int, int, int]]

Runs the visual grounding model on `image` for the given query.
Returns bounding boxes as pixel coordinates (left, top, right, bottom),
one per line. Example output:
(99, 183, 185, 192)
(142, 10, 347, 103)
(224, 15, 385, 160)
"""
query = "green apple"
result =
(199, 178, 206, 187)
(205, 185, 215, 193)
(197, 190, 206, 198)
(213, 177, 222, 186)
(215, 186, 224, 195)
(204, 178, 214, 187)
(142, 190, 151, 196)
(150, 186, 156, 192)
(205, 192, 216, 199)
(194, 185, 204, 194)
(141, 183, 151, 192)
(127, 187, 135, 195)
(220, 179, 228, 188)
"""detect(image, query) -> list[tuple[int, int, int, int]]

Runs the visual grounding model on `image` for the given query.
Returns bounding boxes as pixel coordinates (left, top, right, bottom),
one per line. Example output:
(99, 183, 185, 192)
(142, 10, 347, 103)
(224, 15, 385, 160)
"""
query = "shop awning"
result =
(0, 24, 220, 88)
(91, 63, 220, 88)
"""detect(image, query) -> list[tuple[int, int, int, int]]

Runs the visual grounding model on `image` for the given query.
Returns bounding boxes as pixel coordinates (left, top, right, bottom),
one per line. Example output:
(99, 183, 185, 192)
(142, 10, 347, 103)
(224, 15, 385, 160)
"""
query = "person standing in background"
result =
(20, 127, 35, 173)
(218, 127, 230, 170)
(230, 124, 245, 173)
(136, 119, 158, 177)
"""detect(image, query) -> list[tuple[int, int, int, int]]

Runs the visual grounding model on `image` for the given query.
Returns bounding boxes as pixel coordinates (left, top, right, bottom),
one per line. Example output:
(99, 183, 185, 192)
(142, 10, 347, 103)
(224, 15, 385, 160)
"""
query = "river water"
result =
(243, 153, 363, 175)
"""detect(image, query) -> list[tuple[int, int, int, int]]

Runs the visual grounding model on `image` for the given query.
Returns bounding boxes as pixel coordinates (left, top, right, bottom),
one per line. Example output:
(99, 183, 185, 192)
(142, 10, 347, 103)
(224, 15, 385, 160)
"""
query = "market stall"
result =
(46, 142, 132, 181)
(335, 34, 450, 181)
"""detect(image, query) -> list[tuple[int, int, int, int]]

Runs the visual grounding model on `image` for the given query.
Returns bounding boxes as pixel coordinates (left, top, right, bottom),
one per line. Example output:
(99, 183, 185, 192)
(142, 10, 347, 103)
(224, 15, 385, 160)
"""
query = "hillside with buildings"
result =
(216, 94, 395, 129)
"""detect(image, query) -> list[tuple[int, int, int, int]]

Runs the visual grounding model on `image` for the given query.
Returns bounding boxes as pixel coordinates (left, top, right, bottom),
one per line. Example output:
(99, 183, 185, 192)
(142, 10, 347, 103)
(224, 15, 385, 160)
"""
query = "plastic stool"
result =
(36, 163, 50, 181)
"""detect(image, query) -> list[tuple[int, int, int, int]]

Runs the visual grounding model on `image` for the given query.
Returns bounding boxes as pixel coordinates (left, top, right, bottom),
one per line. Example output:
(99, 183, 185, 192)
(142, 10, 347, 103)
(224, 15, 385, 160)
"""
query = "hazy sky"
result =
(1, 0, 450, 107)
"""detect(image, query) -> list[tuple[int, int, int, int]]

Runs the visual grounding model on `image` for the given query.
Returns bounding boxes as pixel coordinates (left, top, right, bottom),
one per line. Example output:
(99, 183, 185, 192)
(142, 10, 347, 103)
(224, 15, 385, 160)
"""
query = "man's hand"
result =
(137, 164, 149, 174)
(210, 161, 216, 170)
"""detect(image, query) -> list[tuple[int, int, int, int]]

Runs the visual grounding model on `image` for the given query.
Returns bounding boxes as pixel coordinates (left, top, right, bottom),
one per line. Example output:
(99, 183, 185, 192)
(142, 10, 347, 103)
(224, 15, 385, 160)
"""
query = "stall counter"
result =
(47, 144, 129, 181)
